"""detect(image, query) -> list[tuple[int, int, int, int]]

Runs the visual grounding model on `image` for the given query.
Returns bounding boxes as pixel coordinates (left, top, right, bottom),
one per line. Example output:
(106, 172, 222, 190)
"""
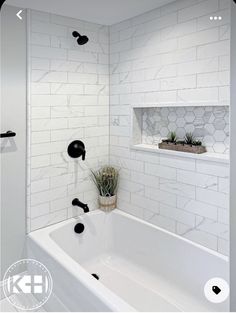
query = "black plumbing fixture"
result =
(74, 223, 85, 234)
(72, 198, 89, 213)
(67, 140, 86, 160)
(0, 130, 16, 138)
(72, 31, 89, 45)
(91, 273, 99, 280)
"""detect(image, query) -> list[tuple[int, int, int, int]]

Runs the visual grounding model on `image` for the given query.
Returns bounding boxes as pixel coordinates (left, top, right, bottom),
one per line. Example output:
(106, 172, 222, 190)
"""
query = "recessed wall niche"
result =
(132, 106, 229, 154)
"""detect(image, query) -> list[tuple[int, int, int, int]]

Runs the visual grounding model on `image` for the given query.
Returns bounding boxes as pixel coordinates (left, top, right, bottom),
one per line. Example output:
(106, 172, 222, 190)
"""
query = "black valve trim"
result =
(67, 140, 86, 159)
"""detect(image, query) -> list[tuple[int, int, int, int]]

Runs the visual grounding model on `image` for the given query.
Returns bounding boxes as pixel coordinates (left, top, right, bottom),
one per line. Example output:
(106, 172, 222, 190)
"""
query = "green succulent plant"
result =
(193, 140, 202, 146)
(168, 131, 177, 143)
(184, 132, 195, 145)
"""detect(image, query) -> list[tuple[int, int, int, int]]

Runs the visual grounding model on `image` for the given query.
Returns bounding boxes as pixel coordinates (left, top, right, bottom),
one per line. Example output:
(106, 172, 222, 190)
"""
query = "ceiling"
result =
(4, 0, 175, 25)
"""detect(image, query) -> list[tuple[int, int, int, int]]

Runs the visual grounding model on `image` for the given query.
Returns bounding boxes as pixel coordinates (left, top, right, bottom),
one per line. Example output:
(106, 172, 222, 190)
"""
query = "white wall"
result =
(27, 10, 109, 231)
(109, 0, 230, 255)
(230, 0, 236, 310)
(1, 5, 27, 278)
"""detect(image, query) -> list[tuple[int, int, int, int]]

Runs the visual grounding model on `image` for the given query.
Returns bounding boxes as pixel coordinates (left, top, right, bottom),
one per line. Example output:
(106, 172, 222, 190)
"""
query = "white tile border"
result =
(131, 143, 229, 164)
(131, 102, 230, 108)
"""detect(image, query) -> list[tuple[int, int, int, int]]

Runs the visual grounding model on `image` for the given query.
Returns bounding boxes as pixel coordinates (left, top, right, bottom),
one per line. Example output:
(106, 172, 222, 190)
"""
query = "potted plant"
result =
(91, 166, 119, 212)
(159, 132, 206, 154)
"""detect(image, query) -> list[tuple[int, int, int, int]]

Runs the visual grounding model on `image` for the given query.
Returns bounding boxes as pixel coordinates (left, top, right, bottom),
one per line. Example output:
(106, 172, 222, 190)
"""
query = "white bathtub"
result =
(27, 209, 229, 312)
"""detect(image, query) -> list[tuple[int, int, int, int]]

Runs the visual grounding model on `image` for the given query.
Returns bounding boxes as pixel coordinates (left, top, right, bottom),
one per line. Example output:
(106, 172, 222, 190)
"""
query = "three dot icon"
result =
(210, 16, 222, 20)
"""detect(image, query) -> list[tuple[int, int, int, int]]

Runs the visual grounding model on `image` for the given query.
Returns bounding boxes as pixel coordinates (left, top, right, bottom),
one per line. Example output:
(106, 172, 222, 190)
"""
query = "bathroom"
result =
(0, 0, 235, 311)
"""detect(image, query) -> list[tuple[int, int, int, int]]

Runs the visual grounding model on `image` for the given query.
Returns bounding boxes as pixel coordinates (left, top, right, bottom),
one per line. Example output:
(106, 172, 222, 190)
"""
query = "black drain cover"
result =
(92, 273, 99, 280)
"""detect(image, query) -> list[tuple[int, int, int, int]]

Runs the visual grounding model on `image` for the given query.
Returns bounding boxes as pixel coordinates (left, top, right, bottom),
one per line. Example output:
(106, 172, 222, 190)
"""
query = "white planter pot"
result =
(99, 195, 117, 212)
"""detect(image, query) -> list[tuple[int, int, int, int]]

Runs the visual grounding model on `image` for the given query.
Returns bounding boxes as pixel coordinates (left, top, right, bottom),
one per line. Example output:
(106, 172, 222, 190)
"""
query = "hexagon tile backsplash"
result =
(142, 106, 229, 154)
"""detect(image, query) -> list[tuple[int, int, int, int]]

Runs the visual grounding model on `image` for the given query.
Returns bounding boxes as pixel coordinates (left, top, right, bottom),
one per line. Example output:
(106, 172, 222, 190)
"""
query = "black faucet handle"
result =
(82, 149, 86, 161)
(67, 140, 86, 160)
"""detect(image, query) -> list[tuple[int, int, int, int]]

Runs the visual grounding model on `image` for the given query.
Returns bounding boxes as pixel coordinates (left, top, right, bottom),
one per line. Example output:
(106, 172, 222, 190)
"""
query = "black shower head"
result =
(77, 35, 89, 45)
(72, 31, 89, 45)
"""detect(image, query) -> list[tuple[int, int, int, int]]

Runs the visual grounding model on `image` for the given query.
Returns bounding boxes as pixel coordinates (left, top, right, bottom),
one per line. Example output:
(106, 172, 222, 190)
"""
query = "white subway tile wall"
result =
(110, 0, 230, 255)
(28, 10, 109, 231)
(28, 0, 230, 256)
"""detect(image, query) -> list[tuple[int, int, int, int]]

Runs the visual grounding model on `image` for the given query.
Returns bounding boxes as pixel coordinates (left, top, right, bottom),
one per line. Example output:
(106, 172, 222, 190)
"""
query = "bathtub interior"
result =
(49, 210, 229, 312)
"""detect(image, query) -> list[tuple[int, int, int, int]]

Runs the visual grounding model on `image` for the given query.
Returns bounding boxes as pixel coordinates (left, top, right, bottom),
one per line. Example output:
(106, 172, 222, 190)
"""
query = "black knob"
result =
(74, 223, 85, 234)
(67, 140, 86, 159)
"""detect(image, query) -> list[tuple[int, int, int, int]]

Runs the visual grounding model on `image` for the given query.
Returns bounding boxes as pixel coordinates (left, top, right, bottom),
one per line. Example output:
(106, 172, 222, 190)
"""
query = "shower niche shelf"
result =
(131, 105, 229, 163)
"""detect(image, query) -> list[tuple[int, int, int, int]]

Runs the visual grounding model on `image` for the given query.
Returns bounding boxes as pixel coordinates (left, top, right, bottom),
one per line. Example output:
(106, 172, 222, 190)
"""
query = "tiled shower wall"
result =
(27, 0, 230, 255)
(141, 106, 229, 154)
(110, 0, 230, 255)
(27, 10, 109, 231)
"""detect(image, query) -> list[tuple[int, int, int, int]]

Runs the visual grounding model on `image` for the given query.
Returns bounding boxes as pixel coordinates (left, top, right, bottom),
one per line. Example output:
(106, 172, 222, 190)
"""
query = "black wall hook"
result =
(67, 140, 86, 160)
(0, 130, 16, 138)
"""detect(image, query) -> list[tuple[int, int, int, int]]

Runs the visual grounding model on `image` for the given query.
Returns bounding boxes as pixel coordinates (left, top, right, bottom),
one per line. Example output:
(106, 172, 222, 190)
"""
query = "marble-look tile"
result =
(177, 169, 218, 190)
(160, 178, 196, 199)
(28, 9, 109, 232)
(141, 106, 229, 154)
(109, 0, 230, 256)
(144, 210, 176, 232)
(176, 222, 218, 251)
(195, 216, 229, 240)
